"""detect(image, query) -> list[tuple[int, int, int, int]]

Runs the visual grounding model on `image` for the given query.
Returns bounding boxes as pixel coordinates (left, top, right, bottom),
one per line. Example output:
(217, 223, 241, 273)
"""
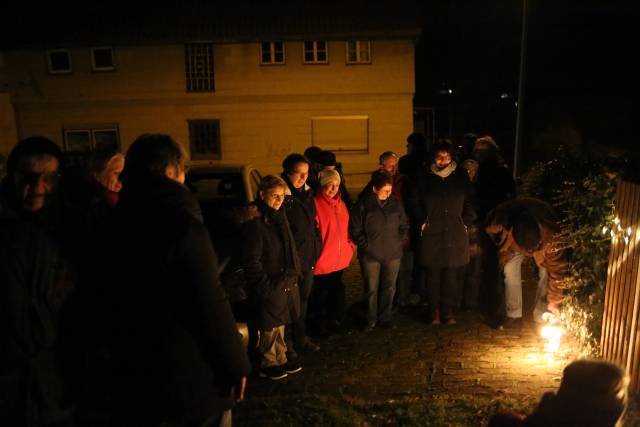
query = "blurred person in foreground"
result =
(76, 134, 250, 426)
(489, 359, 628, 427)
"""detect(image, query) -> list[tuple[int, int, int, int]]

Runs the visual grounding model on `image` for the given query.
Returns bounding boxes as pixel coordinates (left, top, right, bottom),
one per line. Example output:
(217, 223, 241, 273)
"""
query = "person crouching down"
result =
(242, 175, 303, 380)
(350, 171, 409, 330)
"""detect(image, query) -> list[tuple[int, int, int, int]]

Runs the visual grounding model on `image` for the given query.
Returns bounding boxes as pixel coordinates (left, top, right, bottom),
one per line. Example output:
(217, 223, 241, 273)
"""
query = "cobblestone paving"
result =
(239, 260, 581, 425)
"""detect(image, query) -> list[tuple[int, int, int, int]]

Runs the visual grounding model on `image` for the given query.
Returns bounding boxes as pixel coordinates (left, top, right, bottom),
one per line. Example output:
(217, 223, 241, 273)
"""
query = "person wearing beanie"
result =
(485, 197, 569, 329)
(314, 150, 353, 209)
(309, 168, 355, 336)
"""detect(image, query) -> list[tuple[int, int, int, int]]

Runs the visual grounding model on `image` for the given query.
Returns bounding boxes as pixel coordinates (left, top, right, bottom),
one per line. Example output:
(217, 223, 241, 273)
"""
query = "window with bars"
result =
(346, 40, 371, 64)
(188, 120, 221, 160)
(260, 41, 285, 64)
(185, 43, 215, 92)
(303, 41, 328, 64)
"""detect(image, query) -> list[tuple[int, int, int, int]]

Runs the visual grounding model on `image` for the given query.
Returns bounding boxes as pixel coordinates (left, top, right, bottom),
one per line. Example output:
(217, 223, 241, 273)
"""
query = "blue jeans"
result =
(361, 255, 401, 323)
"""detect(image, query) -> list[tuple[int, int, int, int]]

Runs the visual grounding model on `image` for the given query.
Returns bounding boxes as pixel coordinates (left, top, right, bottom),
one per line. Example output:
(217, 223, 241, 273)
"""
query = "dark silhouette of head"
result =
(282, 153, 310, 175)
(512, 210, 541, 252)
(123, 134, 185, 183)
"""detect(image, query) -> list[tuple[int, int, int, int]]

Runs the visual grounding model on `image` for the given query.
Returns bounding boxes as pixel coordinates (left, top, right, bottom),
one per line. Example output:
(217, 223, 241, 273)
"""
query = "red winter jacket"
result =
(314, 191, 354, 275)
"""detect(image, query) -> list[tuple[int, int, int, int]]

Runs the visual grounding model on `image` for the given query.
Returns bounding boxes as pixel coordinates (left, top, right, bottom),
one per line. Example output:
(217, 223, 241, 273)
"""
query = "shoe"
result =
(259, 366, 288, 380)
(282, 360, 302, 374)
(363, 321, 376, 332)
(428, 309, 440, 325)
(444, 317, 456, 325)
(501, 317, 523, 329)
(297, 336, 320, 352)
(430, 317, 441, 325)
(378, 320, 396, 329)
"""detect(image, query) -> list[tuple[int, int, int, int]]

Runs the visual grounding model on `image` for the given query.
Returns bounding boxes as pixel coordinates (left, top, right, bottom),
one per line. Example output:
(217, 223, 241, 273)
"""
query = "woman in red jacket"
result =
(310, 168, 355, 336)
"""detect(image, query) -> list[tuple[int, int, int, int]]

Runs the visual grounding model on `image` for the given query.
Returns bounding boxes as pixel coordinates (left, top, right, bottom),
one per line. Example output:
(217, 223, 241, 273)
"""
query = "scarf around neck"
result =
(431, 161, 457, 178)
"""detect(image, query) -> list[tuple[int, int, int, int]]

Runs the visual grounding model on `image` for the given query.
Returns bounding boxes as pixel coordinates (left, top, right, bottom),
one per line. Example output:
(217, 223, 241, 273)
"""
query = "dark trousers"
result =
(461, 254, 482, 309)
(288, 268, 314, 344)
(308, 270, 346, 329)
(426, 266, 463, 319)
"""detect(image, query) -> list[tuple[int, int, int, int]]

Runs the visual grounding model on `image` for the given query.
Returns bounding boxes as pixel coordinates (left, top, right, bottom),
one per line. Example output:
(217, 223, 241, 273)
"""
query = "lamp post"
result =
(513, 0, 528, 178)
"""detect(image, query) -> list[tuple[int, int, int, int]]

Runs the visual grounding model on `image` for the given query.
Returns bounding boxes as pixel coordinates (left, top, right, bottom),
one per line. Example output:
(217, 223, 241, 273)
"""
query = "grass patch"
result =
(233, 393, 539, 427)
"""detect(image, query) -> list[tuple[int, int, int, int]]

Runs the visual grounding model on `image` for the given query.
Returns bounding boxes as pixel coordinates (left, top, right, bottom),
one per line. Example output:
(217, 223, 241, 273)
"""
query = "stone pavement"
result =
(237, 261, 581, 425)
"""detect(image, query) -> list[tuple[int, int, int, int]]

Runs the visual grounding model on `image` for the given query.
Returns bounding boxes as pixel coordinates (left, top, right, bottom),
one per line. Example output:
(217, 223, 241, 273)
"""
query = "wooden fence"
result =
(601, 180, 640, 392)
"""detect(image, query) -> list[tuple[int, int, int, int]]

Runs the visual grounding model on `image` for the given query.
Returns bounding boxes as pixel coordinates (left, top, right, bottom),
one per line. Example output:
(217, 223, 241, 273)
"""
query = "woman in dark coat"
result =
(242, 175, 302, 381)
(350, 171, 409, 330)
(409, 141, 476, 324)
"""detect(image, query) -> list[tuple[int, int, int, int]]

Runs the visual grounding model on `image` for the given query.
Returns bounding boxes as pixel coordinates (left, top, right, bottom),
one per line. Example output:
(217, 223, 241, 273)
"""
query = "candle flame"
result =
(540, 312, 563, 353)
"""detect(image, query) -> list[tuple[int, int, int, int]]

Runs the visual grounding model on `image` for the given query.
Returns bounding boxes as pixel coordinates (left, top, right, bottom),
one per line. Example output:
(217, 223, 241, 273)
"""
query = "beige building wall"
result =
(6, 39, 415, 190)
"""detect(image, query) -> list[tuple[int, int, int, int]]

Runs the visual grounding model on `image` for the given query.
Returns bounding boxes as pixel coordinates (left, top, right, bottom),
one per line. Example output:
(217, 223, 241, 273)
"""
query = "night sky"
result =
(416, 0, 635, 161)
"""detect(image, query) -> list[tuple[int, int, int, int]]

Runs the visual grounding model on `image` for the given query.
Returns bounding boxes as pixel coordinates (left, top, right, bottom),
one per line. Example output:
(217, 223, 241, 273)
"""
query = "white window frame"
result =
(62, 125, 120, 152)
(303, 40, 328, 64)
(260, 41, 285, 65)
(46, 49, 72, 74)
(90, 46, 115, 71)
(345, 40, 372, 64)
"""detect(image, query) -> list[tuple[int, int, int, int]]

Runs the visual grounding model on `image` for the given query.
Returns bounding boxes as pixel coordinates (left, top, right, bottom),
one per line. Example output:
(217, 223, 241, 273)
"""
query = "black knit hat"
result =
(316, 150, 337, 167)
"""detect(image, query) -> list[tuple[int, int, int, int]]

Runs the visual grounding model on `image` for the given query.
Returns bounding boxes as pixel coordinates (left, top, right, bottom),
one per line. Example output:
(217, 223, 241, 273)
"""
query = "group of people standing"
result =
(1, 130, 571, 427)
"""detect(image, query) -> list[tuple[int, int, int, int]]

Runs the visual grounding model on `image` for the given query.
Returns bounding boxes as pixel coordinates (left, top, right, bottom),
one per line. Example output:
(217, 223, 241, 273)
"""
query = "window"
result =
(47, 49, 72, 74)
(188, 120, 221, 160)
(63, 126, 120, 153)
(91, 47, 115, 71)
(185, 43, 215, 92)
(260, 41, 285, 64)
(311, 116, 369, 152)
(303, 41, 328, 64)
(346, 40, 371, 64)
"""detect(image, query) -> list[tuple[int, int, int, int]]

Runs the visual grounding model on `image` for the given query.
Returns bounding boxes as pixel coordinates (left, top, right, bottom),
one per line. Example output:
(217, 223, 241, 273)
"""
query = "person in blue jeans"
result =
(350, 171, 409, 330)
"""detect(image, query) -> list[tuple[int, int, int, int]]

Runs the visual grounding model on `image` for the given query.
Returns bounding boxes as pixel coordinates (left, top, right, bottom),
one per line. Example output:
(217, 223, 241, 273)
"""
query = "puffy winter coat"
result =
(314, 191, 354, 275)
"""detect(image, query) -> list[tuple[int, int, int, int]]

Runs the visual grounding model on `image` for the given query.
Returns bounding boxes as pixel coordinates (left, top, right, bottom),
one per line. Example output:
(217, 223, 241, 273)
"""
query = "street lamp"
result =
(513, 0, 528, 178)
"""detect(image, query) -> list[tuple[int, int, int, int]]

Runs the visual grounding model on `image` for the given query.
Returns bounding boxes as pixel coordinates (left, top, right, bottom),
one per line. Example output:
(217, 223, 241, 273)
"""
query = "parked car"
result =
(185, 163, 262, 331)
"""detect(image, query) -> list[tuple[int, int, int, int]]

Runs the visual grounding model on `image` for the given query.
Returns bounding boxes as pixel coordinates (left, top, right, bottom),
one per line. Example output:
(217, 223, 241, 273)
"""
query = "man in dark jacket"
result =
(80, 134, 250, 426)
(408, 141, 476, 324)
(281, 154, 322, 354)
(0, 137, 73, 427)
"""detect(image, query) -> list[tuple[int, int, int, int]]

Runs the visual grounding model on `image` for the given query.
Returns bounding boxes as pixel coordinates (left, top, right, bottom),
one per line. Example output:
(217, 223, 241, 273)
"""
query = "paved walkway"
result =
(236, 261, 580, 426)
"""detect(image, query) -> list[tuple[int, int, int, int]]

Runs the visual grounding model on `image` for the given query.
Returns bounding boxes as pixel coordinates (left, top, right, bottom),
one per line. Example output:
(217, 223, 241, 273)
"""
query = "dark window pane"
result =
(317, 51, 327, 62)
(189, 120, 221, 160)
(93, 48, 113, 69)
(93, 130, 119, 152)
(274, 51, 283, 63)
(262, 51, 272, 63)
(65, 131, 91, 152)
(261, 42, 270, 52)
(304, 51, 314, 62)
(317, 41, 326, 51)
(304, 41, 313, 51)
(50, 51, 70, 71)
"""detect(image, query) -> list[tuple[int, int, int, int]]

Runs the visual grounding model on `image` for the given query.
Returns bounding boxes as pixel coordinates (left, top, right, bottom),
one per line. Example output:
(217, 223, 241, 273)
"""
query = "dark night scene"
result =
(1, 1, 638, 426)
